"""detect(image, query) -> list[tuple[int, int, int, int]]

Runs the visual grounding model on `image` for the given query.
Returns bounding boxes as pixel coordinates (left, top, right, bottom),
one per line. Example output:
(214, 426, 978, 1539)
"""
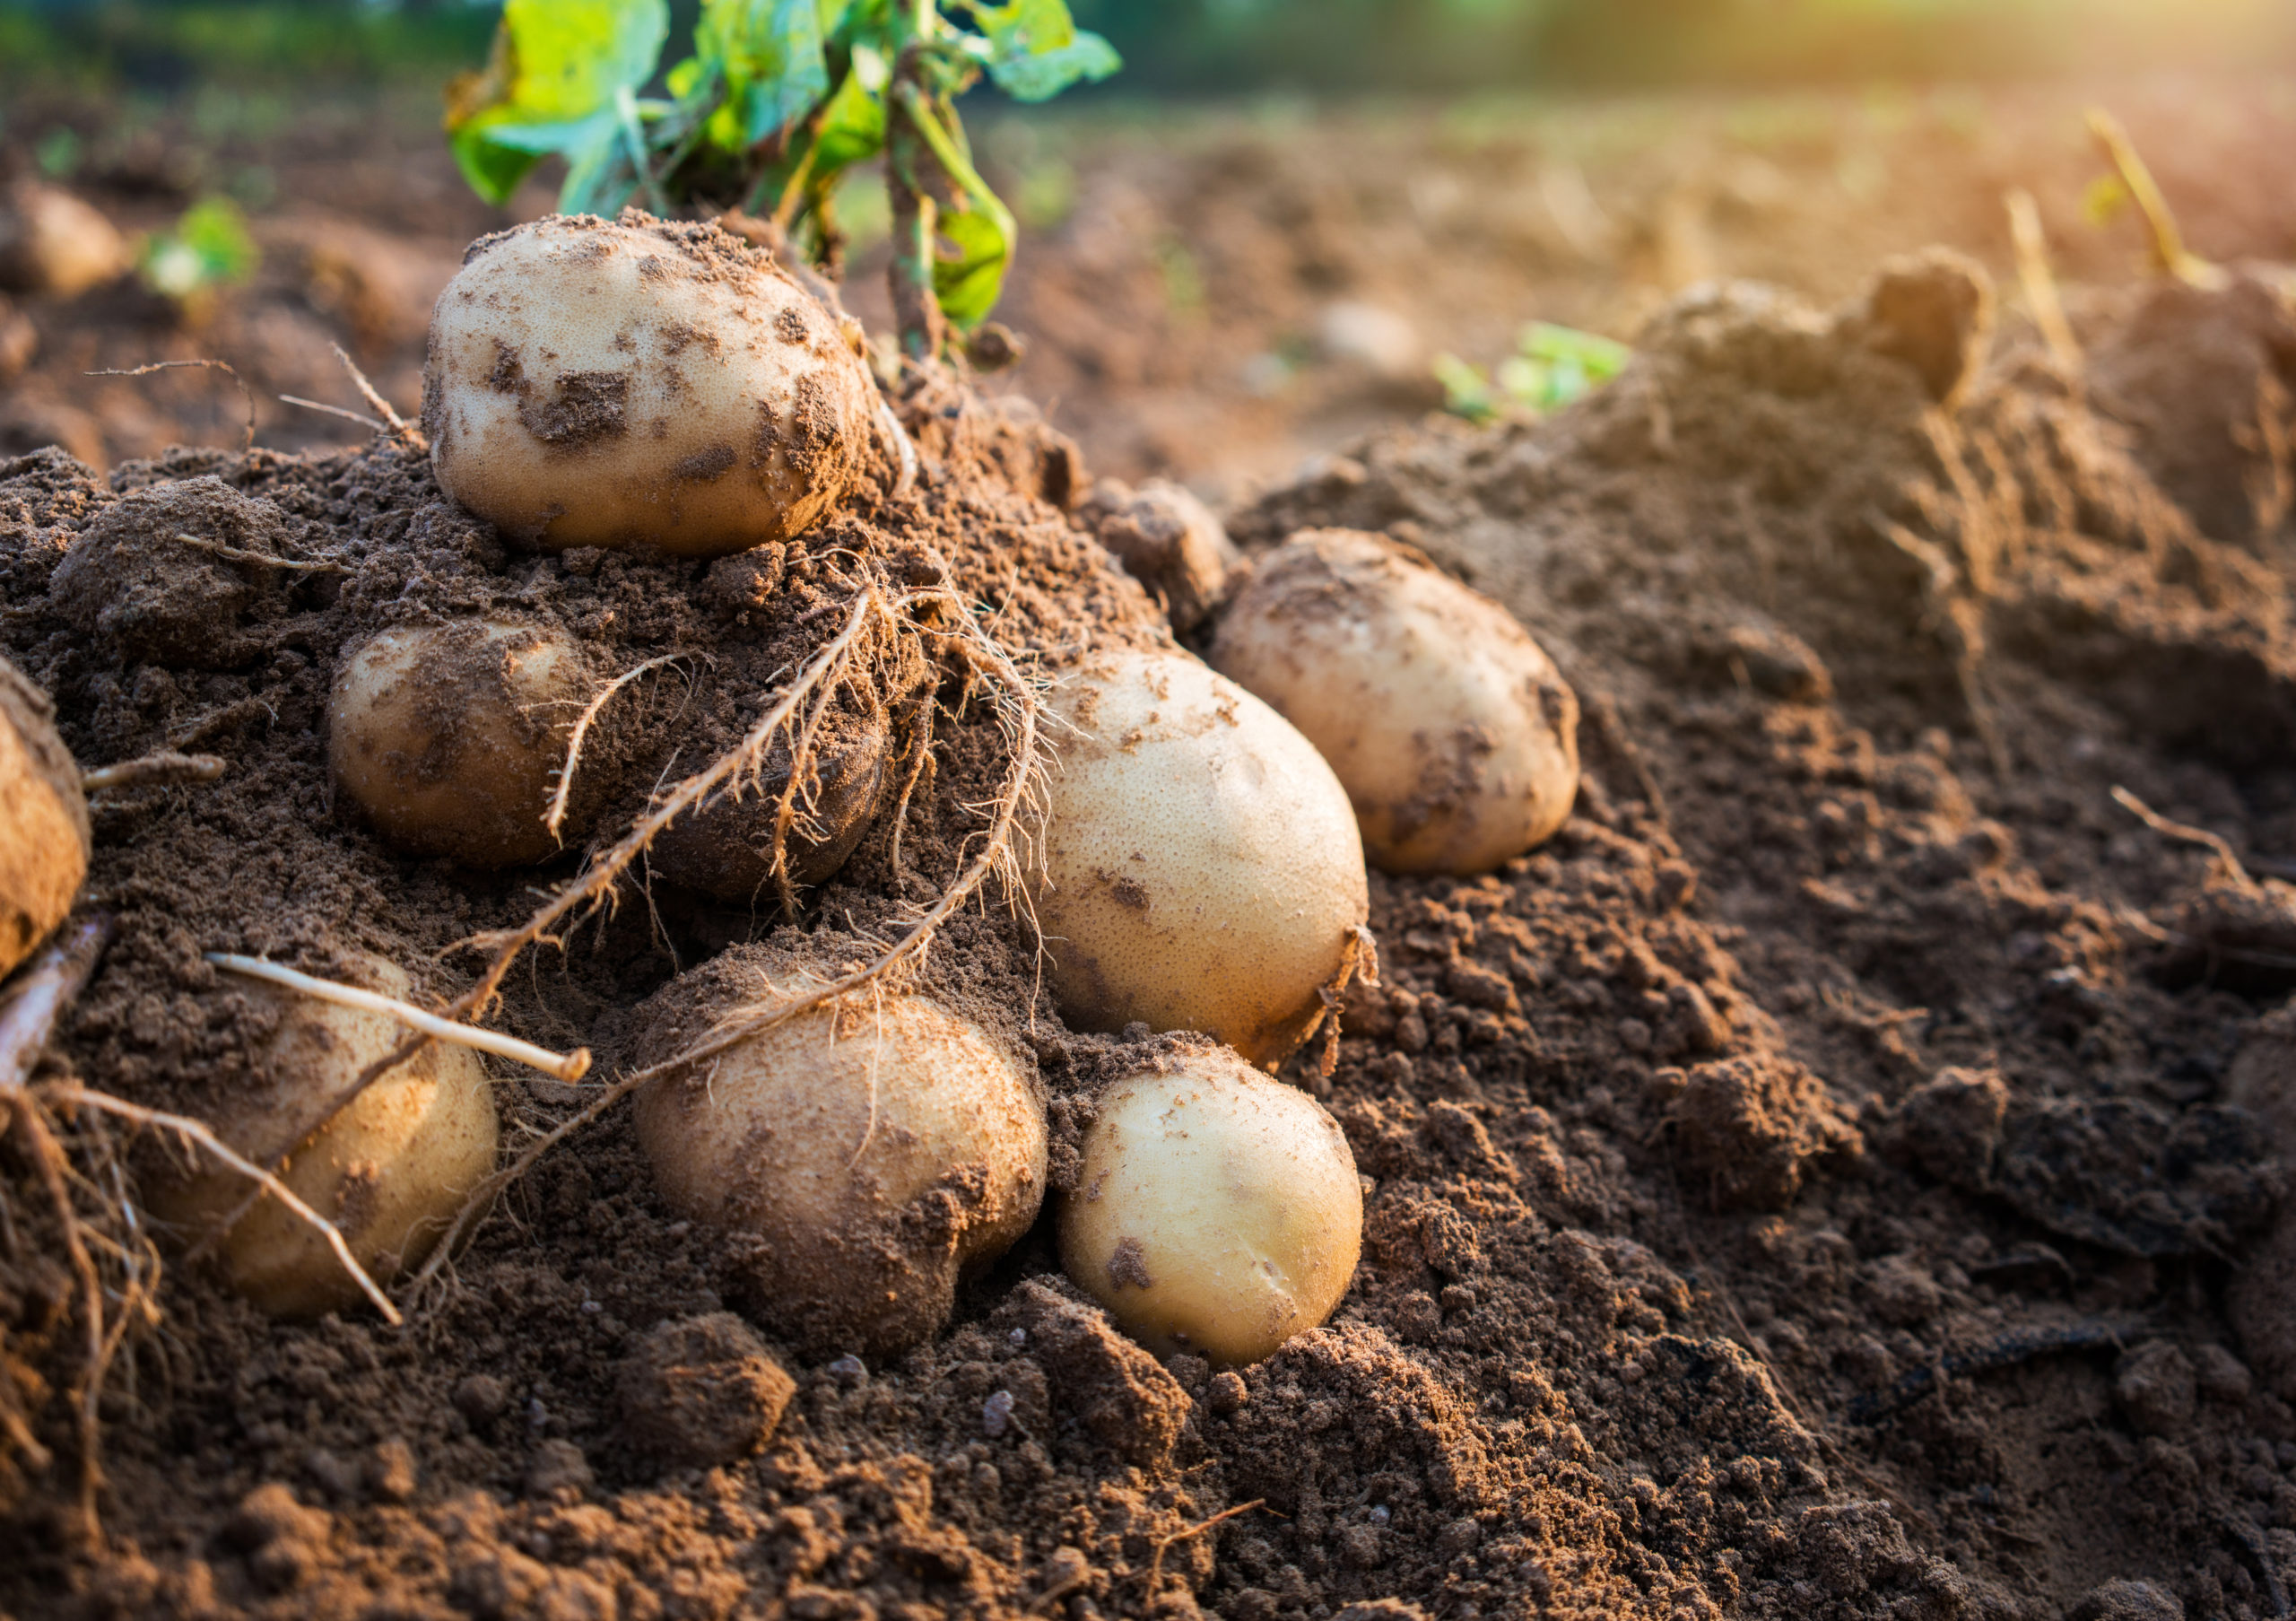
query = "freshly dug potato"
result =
(1061, 1049, 1361, 1365)
(632, 946, 1048, 1357)
(649, 708, 889, 903)
(1212, 528, 1580, 876)
(330, 617, 596, 867)
(422, 214, 878, 557)
(0, 657, 88, 981)
(147, 954, 499, 1318)
(0, 181, 130, 299)
(1033, 649, 1367, 1068)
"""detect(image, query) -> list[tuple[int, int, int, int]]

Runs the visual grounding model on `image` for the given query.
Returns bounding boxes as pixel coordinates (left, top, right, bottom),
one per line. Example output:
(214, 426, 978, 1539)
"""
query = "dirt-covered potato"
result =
(422, 214, 879, 557)
(147, 954, 499, 1318)
(0, 657, 88, 981)
(0, 181, 130, 299)
(49, 476, 300, 670)
(632, 946, 1048, 1357)
(1032, 649, 1367, 1068)
(1211, 527, 1580, 876)
(649, 707, 890, 903)
(330, 617, 597, 868)
(1061, 1049, 1361, 1365)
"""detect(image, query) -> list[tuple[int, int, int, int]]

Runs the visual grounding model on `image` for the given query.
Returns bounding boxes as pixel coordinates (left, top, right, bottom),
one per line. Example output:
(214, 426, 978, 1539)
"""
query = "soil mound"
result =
(2, 248, 2295, 1618)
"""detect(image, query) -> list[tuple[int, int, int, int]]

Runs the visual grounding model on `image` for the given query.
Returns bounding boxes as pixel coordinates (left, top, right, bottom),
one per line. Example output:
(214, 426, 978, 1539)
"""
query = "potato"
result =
(0, 181, 130, 299)
(649, 707, 889, 903)
(148, 954, 499, 1317)
(0, 656, 88, 982)
(1032, 649, 1367, 1068)
(1211, 527, 1580, 876)
(632, 946, 1048, 1357)
(422, 214, 878, 557)
(330, 617, 596, 867)
(1060, 1049, 1361, 1365)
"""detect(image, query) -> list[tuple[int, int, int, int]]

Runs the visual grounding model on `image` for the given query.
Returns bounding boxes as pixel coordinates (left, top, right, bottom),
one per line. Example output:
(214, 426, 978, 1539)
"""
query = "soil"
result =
(2, 70, 2296, 1621)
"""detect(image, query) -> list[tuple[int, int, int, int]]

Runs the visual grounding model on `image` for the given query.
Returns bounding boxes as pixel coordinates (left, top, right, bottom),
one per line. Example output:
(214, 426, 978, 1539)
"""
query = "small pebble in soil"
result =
(829, 1354, 867, 1386)
(983, 1390, 1015, 1438)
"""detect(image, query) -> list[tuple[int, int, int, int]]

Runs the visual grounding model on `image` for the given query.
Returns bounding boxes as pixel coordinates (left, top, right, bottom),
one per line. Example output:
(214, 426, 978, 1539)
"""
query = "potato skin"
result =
(1034, 649, 1367, 1068)
(148, 955, 499, 1318)
(1060, 1050, 1361, 1365)
(0, 657, 88, 980)
(422, 214, 877, 557)
(330, 618, 593, 868)
(1212, 528, 1579, 876)
(633, 951, 1048, 1359)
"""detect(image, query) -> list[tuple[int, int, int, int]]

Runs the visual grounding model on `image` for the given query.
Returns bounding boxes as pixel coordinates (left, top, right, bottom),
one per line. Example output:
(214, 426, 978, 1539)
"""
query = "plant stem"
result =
(886, 51, 945, 362)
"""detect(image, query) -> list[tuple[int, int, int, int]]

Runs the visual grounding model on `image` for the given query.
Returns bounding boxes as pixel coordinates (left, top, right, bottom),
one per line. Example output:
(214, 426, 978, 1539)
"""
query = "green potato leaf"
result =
(959, 0, 1120, 102)
(444, 0, 670, 205)
(700, 0, 852, 146)
(933, 206, 1012, 328)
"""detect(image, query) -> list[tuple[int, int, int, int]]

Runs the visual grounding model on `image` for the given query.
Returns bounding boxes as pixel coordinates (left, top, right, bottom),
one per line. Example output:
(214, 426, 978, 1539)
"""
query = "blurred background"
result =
(2, 0, 2294, 493)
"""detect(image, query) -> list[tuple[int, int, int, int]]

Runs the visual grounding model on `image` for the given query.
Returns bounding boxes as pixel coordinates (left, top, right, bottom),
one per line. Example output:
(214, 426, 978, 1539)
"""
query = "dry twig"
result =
(85, 360, 255, 454)
(545, 653, 688, 841)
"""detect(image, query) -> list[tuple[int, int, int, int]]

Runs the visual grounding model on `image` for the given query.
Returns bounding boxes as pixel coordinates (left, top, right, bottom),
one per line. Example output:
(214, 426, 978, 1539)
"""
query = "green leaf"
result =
(1516, 321, 1630, 378)
(1432, 353, 1499, 423)
(700, 0, 851, 146)
(960, 0, 1120, 102)
(933, 206, 1011, 329)
(812, 45, 889, 169)
(444, 0, 670, 205)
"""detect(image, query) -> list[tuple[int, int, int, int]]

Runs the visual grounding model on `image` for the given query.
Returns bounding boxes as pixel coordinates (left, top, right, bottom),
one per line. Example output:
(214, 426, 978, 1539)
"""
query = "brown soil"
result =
(1, 71, 2295, 1621)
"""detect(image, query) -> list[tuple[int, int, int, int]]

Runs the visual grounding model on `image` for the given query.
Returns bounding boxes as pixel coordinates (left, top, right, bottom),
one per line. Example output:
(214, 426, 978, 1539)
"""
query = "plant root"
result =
(2085, 107, 2221, 289)
(2111, 785, 2260, 893)
(81, 750, 225, 794)
(409, 561, 1048, 1294)
(83, 360, 255, 455)
(204, 954, 592, 1081)
(544, 652, 691, 842)
(1847, 1318, 2143, 1423)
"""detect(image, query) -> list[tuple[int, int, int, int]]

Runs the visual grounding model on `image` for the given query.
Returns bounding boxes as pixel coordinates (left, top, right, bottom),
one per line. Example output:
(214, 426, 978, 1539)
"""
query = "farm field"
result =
(4, 55, 2296, 1621)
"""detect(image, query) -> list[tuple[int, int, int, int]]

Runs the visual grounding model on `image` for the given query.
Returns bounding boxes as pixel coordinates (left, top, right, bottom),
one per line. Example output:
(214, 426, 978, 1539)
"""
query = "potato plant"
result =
(445, 0, 1120, 360)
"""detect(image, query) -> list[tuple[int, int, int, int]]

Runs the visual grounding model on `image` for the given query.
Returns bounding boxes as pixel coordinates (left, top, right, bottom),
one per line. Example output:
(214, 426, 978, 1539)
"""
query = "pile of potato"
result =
(0, 214, 1585, 1370)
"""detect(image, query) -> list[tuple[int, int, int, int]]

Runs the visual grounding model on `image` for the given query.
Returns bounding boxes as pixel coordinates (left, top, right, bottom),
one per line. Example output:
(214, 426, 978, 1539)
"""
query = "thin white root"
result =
(86, 360, 255, 454)
(44, 1084, 403, 1327)
(545, 653, 686, 841)
(876, 391, 918, 495)
(82, 751, 226, 794)
(205, 954, 592, 1082)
